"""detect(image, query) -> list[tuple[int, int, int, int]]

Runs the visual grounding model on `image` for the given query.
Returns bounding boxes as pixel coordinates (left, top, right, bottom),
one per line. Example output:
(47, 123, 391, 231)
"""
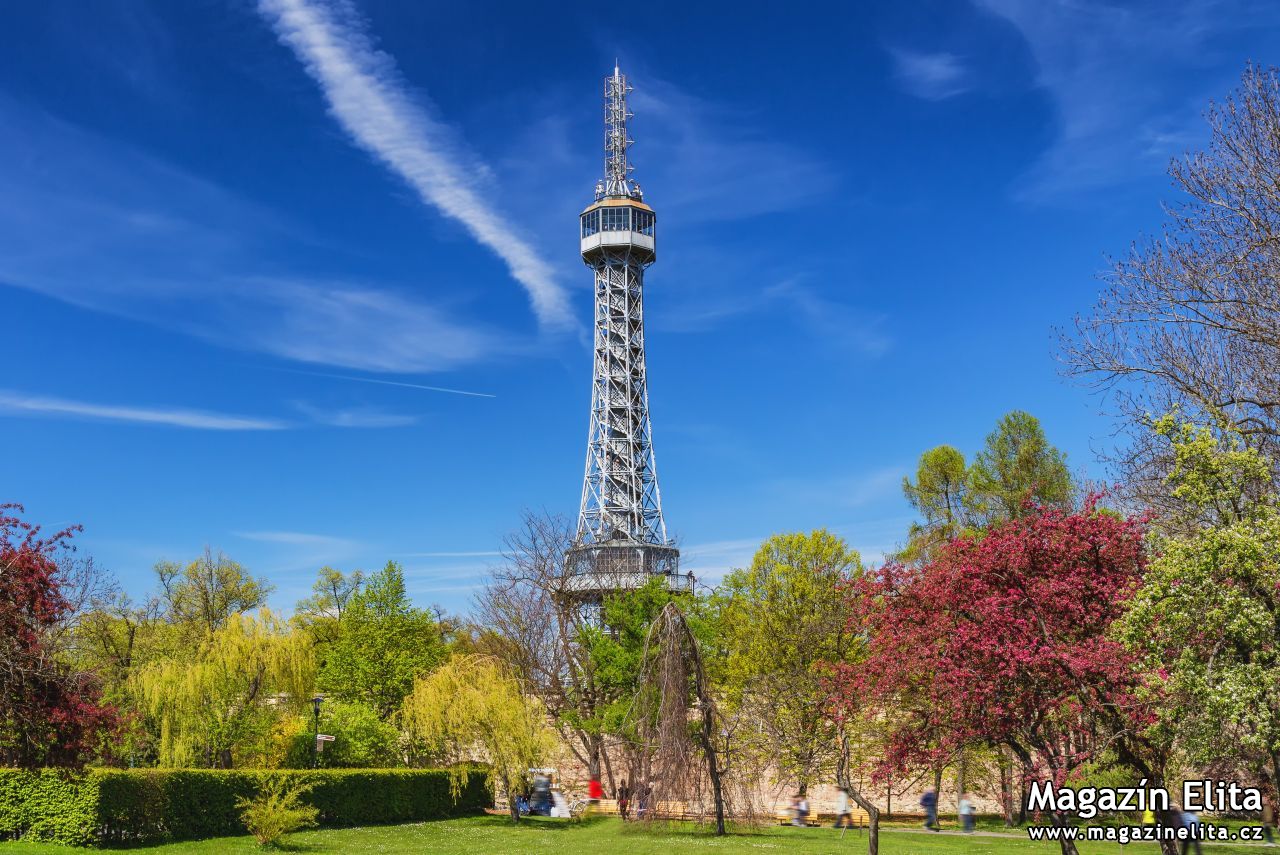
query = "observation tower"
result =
(563, 65, 692, 620)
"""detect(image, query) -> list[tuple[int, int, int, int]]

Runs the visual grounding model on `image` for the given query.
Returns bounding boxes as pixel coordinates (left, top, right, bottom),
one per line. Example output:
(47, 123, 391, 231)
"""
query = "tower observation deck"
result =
(563, 65, 692, 614)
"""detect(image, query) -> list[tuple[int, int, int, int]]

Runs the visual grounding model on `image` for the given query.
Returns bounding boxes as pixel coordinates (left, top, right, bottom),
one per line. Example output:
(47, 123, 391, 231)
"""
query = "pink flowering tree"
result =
(0, 504, 117, 767)
(830, 502, 1165, 854)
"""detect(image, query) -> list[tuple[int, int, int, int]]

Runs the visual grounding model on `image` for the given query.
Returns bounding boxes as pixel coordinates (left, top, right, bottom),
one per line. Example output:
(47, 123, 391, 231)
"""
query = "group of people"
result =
(609, 779, 652, 820)
(588, 775, 652, 820)
(920, 788, 977, 833)
(517, 773, 570, 818)
(787, 786, 860, 829)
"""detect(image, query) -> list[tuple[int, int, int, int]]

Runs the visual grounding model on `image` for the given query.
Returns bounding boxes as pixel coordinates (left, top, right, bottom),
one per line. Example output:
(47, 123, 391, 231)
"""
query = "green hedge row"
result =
(0, 768, 490, 846)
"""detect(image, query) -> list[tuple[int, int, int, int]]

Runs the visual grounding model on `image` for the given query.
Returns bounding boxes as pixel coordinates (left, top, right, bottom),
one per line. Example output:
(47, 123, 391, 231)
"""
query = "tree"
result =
(155, 549, 272, 637)
(401, 655, 556, 823)
(968, 410, 1073, 525)
(629, 603, 729, 834)
(901, 445, 974, 559)
(835, 505, 1153, 855)
(294, 567, 365, 644)
(1119, 417, 1280, 799)
(132, 610, 314, 768)
(475, 511, 612, 782)
(0, 505, 117, 767)
(318, 561, 445, 719)
(716, 530, 862, 793)
(1062, 64, 1280, 500)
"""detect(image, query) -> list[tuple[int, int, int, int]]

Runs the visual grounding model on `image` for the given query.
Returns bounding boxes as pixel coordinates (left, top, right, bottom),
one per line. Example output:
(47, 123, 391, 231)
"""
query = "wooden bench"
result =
(776, 808, 871, 829)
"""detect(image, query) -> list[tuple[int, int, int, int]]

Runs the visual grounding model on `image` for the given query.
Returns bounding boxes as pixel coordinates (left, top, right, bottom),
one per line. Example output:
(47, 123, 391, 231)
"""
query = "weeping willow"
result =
(132, 610, 316, 767)
(401, 655, 556, 822)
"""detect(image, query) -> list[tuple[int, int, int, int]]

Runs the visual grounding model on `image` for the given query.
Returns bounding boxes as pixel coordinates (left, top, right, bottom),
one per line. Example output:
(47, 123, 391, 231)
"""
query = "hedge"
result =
(0, 768, 490, 846)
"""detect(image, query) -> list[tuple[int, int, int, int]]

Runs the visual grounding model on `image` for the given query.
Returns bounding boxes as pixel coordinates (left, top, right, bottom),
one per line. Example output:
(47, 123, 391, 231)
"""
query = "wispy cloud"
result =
(257, 0, 572, 329)
(290, 401, 418, 428)
(399, 550, 503, 558)
(235, 530, 358, 548)
(0, 389, 423, 432)
(889, 48, 970, 101)
(658, 275, 891, 357)
(0, 99, 505, 375)
(974, 0, 1280, 199)
(628, 77, 831, 221)
(0, 390, 287, 431)
(679, 537, 762, 584)
(276, 368, 496, 399)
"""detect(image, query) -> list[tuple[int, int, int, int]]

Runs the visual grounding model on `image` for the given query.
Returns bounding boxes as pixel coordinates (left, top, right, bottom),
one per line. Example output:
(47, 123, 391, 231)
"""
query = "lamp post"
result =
(311, 695, 324, 769)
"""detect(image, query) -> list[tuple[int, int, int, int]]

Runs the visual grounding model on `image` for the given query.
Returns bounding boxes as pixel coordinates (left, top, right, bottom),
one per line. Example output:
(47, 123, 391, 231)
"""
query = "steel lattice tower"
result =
(563, 65, 690, 615)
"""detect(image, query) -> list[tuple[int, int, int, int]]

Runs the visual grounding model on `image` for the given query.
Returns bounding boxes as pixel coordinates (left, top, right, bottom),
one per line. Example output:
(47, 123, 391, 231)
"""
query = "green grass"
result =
(0, 815, 1267, 854)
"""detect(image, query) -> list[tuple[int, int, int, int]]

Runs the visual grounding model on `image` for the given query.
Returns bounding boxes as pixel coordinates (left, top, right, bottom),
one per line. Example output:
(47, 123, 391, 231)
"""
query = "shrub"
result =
(0, 767, 489, 846)
(237, 778, 318, 847)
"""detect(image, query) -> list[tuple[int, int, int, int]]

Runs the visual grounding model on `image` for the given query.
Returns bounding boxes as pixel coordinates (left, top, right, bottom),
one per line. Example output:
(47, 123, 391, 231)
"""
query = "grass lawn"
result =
(0, 815, 1266, 854)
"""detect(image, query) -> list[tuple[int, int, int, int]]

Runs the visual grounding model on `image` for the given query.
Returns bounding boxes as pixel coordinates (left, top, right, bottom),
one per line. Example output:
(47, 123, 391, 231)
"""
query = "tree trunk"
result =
(695, 703, 726, 835)
(507, 782, 521, 824)
(1050, 810, 1079, 855)
(999, 748, 1014, 827)
(601, 744, 617, 795)
(836, 731, 879, 855)
(850, 789, 881, 855)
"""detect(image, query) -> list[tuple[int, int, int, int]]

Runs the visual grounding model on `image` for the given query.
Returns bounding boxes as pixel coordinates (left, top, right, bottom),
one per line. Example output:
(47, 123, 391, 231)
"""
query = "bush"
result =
(280, 702, 401, 768)
(0, 767, 489, 846)
(237, 778, 318, 847)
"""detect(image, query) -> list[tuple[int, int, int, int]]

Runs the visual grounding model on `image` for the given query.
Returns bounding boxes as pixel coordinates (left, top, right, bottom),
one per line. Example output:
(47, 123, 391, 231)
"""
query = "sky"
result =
(2, 0, 1278, 615)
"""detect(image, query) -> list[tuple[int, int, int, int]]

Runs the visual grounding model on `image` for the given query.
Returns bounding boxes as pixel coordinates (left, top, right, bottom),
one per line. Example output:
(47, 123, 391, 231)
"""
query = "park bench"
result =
(775, 807, 871, 829)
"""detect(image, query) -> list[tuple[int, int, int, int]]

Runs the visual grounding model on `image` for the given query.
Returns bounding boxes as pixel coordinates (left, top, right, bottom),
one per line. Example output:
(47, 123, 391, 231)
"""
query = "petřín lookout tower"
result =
(563, 65, 691, 619)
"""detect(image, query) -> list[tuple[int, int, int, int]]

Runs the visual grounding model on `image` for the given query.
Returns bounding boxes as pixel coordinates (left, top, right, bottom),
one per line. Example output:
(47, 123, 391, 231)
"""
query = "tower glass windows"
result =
(581, 209, 599, 237)
(601, 206, 629, 231)
(633, 209, 655, 236)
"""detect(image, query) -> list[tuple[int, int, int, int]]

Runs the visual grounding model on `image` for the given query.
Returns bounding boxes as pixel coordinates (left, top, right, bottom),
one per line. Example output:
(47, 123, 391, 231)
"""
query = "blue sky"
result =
(3, 0, 1277, 614)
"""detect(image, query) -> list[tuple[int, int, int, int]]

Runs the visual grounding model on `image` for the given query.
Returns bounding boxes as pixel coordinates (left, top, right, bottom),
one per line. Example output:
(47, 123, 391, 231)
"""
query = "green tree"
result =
(1119, 416, 1280, 796)
(132, 610, 315, 768)
(319, 561, 446, 718)
(968, 410, 1073, 524)
(901, 444, 975, 559)
(575, 576, 713, 785)
(401, 655, 556, 822)
(156, 549, 273, 636)
(294, 567, 365, 644)
(715, 530, 862, 792)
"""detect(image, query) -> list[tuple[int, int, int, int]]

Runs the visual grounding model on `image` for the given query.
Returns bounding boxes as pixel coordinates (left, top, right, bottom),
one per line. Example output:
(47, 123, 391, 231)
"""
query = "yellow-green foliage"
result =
(236, 777, 318, 847)
(131, 611, 316, 767)
(715, 530, 863, 786)
(401, 656, 555, 804)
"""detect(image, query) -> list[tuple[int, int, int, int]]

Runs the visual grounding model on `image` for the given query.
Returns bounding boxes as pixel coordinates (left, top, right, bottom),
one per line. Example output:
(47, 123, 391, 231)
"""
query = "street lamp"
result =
(311, 695, 324, 769)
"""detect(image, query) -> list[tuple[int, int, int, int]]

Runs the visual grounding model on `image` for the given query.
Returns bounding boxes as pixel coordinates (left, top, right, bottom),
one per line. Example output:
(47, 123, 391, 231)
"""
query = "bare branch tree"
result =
(473, 510, 609, 777)
(1061, 63, 1280, 509)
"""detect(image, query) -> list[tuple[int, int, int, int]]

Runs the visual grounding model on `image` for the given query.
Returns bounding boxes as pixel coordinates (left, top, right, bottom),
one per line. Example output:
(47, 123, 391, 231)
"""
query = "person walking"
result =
(921, 788, 940, 831)
(617, 780, 631, 821)
(1179, 807, 1203, 855)
(959, 793, 976, 833)
(1263, 797, 1276, 846)
(798, 794, 810, 827)
(834, 786, 853, 829)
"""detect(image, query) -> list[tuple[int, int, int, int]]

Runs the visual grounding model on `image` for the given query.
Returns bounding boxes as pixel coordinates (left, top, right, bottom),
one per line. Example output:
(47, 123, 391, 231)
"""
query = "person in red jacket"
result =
(588, 775, 604, 805)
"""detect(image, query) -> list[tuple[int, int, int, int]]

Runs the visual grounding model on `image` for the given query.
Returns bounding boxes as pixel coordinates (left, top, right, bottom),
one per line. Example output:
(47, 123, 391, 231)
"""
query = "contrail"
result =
(276, 367, 496, 399)
(258, 0, 574, 330)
